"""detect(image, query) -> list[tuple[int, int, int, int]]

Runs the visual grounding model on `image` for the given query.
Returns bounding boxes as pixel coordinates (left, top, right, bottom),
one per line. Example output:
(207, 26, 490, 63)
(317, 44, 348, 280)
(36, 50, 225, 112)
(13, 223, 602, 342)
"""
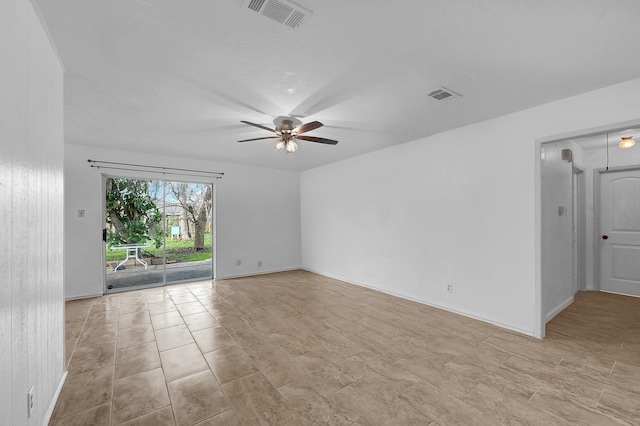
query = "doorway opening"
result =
(538, 121, 640, 336)
(103, 176, 215, 292)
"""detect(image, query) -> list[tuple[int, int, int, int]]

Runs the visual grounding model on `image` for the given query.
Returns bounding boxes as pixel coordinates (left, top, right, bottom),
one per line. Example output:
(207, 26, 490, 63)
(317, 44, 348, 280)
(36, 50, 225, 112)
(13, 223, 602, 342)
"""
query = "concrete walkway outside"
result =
(106, 260, 213, 289)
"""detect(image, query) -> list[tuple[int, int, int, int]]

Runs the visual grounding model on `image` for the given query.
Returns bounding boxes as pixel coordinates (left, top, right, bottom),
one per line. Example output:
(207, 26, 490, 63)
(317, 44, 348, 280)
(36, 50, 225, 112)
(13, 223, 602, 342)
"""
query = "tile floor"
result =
(52, 270, 640, 425)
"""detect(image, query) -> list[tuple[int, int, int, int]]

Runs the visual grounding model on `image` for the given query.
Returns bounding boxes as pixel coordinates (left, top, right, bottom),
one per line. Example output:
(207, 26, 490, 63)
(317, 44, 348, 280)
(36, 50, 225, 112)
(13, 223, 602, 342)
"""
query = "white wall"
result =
(65, 144, 302, 299)
(540, 141, 576, 323)
(0, 0, 66, 424)
(301, 78, 640, 337)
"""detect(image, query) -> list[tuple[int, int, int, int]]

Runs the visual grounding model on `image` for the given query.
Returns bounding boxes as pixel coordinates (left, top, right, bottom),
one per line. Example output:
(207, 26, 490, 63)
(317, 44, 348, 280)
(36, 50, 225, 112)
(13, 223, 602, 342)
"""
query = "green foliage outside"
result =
(105, 178, 164, 249)
(106, 233, 212, 263)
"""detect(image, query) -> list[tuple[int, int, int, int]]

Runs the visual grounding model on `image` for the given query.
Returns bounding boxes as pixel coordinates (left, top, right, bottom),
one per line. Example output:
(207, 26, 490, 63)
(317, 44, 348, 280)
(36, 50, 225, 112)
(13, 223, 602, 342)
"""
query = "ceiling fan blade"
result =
(237, 136, 279, 142)
(240, 120, 276, 133)
(296, 135, 338, 145)
(295, 121, 323, 135)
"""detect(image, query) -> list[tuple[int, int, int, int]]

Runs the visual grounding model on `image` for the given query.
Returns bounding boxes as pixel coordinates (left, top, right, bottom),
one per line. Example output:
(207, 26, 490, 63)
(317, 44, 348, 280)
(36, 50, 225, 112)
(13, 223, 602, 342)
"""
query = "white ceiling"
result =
(37, 0, 640, 171)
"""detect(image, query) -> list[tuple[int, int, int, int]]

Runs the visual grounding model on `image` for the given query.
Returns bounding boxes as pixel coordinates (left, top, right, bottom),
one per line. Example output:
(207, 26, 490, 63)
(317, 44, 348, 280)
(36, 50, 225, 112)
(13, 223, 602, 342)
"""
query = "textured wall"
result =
(0, 0, 65, 424)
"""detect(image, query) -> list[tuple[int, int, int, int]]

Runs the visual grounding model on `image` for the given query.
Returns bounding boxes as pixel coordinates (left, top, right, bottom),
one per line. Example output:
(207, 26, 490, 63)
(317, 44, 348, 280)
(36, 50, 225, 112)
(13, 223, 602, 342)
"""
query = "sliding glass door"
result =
(163, 181, 213, 285)
(104, 176, 213, 292)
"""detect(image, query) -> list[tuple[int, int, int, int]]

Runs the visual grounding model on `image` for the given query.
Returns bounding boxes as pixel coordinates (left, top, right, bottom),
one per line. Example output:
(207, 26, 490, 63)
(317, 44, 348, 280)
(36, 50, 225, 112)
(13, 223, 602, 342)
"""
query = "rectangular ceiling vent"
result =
(244, 0, 311, 29)
(427, 87, 461, 101)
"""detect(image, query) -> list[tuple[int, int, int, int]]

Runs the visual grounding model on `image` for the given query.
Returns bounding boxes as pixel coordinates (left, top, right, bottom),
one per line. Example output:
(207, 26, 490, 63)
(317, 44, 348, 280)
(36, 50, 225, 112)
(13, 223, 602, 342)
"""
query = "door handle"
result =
(602, 235, 608, 240)
(103, 228, 107, 242)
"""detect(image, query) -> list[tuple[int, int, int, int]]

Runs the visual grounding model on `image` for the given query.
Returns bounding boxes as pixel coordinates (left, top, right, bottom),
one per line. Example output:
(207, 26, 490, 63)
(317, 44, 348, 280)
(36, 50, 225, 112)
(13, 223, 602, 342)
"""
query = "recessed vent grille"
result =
(427, 87, 461, 101)
(243, 0, 311, 29)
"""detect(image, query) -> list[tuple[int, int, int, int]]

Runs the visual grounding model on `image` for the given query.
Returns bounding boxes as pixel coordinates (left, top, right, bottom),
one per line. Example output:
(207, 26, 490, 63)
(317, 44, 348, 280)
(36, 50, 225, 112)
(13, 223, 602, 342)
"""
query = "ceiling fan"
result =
(238, 118, 338, 153)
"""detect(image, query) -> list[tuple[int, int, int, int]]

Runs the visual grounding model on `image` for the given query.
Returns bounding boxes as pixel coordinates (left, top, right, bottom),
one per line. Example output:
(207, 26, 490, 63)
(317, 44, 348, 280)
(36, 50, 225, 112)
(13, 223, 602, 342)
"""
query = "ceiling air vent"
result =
(244, 0, 311, 29)
(427, 87, 461, 101)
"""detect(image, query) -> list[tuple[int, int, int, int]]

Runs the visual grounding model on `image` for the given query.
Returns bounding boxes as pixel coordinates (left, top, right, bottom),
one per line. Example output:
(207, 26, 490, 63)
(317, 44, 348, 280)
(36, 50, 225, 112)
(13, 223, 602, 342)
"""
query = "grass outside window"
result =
(106, 233, 212, 263)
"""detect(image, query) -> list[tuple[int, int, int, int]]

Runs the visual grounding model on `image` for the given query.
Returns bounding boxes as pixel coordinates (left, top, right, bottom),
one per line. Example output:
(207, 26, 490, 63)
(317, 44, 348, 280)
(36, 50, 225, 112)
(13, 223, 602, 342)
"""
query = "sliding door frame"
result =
(101, 173, 216, 294)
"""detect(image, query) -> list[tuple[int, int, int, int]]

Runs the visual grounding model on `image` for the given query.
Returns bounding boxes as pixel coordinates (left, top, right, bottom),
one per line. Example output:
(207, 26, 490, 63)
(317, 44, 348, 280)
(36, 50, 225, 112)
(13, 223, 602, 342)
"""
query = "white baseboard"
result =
(302, 267, 537, 338)
(65, 292, 103, 301)
(216, 266, 301, 281)
(544, 295, 574, 324)
(44, 370, 67, 426)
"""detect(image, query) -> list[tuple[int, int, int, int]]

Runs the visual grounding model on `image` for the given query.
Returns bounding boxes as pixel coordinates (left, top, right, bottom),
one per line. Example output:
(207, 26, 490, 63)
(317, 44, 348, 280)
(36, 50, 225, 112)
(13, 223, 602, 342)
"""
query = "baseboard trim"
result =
(302, 267, 537, 338)
(216, 266, 301, 281)
(44, 370, 67, 426)
(544, 295, 574, 324)
(600, 290, 640, 299)
(65, 292, 103, 301)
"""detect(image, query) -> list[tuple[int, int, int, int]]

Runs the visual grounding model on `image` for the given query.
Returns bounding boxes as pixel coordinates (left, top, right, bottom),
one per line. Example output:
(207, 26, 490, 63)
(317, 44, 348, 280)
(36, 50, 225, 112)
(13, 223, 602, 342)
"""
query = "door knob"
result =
(602, 235, 608, 240)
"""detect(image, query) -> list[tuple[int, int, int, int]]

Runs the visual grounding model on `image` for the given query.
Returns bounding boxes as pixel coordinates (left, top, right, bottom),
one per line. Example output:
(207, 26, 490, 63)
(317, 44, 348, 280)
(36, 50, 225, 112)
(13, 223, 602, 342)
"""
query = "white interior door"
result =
(600, 168, 640, 296)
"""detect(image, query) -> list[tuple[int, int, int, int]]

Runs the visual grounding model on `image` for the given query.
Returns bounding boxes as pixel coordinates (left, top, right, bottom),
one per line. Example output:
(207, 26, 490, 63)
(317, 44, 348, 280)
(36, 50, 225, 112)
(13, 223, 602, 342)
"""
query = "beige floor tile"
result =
(78, 322, 118, 345)
(151, 311, 184, 330)
(119, 310, 151, 329)
(117, 406, 176, 426)
(529, 386, 623, 426)
(222, 372, 292, 425)
(144, 293, 173, 305)
(192, 326, 236, 353)
(59, 273, 640, 426)
(203, 300, 238, 318)
(51, 366, 114, 421)
(332, 379, 428, 425)
(597, 386, 640, 425)
(461, 383, 565, 426)
(204, 345, 258, 384)
(86, 308, 121, 325)
(322, 315, 369, 336)
(399, 380, 497, 425)
(67, 339, 117, 376)
(176, 301, 207, 316)
(117, 324, 155, 350)
(267, 328, 314, 357)
(215, 312, 252, 333)
(297, 351, 363, 392)
(119, 301, 148, 315)
(147, 300, 177, 315)
(183, 311, 219, 331)
(171, 294, 199, 304)
(160, 343, 209, 382)
(111, 368, 171, 425)
(115, 341, 161, 380)
(167, 370, 230, 426)
(155, 324, 194, 351)
(193, 409, 241, 425)
(278, 375, 358, 425)
(50, 402, 111, 426)
(244, 343, 309, 388)
(111, 368, 169, 424)
(78, 322, 118, 346)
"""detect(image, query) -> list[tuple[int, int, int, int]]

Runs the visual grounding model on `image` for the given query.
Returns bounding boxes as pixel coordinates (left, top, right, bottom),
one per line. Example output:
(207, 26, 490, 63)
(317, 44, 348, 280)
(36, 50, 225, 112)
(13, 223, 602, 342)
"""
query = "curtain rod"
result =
(88, 159, 224, 178)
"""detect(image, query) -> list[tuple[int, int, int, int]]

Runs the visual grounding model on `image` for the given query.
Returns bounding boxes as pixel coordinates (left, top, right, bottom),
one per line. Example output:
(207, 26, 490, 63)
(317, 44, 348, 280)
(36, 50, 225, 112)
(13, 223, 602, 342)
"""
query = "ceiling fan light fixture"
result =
(284, 139, 298, 153)
(619, 136, 636, 149)
(238, 118, 337, 152)
(274, 139, 286, 150)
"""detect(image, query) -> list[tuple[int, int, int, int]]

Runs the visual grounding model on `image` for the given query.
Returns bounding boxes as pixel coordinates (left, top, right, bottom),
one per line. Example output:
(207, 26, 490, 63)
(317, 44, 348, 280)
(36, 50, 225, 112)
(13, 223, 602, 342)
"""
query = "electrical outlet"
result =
(78, 209, 85, 218)
(258, 260, 262, 267)
(446, 283, 453, 293)
(27, 387, 34, 418)
(236, 259, 241, 266)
